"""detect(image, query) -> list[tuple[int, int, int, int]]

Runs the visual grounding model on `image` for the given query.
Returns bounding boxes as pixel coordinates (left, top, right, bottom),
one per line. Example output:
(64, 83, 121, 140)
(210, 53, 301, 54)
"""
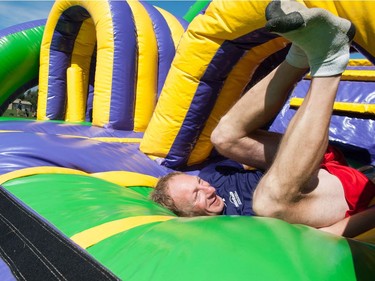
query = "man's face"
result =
(168, 174, 224, 216)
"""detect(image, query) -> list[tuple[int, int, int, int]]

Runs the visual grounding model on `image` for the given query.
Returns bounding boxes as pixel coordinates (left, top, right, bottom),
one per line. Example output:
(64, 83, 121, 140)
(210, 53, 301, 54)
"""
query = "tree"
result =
(24, 88, 38, 112)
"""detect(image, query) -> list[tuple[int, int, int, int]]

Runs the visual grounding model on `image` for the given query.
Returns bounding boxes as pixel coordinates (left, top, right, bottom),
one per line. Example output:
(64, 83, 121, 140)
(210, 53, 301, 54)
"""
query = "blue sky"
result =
(0, 1, 196, 30)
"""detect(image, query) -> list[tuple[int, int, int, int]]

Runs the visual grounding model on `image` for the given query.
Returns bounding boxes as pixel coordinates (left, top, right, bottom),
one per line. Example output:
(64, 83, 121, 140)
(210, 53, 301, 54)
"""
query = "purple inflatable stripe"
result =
(47, 6, 90, 120)
(140, 1, 176, 96)
(352, 41, 375, 65)
(163, 29, 280, 168)
(0, 120, 144, 139)
(86, 83, 94, 122)
(289, 80, 375, 104)
(106, 0, 137, 130)
(46, 52, 71, 119)
(0, 132, 169, 177)
(163, 42, 246, 168)
(85, 51, 96, 122)
(0, 19, 45, 38)
(0, 257, 16, 281)
(176, 16, 189, 30)
(269, 80, 375, 165)
(347, 66, 375, 70)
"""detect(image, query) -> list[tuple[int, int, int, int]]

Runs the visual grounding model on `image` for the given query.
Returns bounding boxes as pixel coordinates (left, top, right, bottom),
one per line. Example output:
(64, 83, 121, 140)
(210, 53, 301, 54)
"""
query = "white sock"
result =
(286, 44, 309, 69)
(265, 0, 356, 77)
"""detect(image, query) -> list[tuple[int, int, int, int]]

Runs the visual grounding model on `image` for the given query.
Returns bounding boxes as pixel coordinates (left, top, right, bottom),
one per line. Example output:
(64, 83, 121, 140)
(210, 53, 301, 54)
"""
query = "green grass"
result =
(2, 109, 35, 119)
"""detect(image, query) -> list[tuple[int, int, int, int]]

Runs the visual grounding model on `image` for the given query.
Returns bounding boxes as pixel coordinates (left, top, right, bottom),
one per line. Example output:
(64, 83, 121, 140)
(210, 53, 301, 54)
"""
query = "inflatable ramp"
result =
(0, 0, 374, 279)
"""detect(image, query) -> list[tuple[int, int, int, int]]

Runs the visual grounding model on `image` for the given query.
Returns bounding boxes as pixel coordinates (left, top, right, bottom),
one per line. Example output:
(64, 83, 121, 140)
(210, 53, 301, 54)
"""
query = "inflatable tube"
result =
(0, 125, 168, 177)
(140, 1, 288, 168)
(37, 0, 187, 131)
(183, 0, 211, 22)
(141, 0, 375, 169)
(0, 1, 374, 279)
(1, 173, 374, 280)
(270, 62, 375, 165)
(0, 20, 45, 114)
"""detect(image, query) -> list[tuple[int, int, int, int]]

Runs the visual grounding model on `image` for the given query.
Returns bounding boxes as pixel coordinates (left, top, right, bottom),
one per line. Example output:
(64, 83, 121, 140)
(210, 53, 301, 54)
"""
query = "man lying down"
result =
(151, 1, 375, 237)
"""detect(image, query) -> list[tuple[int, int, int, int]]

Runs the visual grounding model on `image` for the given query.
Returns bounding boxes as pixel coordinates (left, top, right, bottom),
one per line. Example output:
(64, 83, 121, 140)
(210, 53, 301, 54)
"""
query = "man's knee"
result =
(211, 117, 236, 153)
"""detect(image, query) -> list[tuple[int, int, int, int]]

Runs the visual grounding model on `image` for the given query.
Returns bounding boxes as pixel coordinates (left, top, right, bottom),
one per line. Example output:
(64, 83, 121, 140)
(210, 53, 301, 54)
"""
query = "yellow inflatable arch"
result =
(141, 0, 375, 169)
(37, 0, 186, 131)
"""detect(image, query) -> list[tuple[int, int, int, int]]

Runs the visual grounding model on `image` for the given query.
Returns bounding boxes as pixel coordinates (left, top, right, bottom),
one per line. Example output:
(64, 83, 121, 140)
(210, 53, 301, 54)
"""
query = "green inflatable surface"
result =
(0, 23, 44, 107)
(4, 174, 375, 280)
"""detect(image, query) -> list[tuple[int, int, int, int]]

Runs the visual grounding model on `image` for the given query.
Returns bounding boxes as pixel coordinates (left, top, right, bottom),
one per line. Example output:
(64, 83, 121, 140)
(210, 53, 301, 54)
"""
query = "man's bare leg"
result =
(253, 75, 340, 215)
(252, 1, 355, 226)
(211, 62, 307, 170)
(212, 0, 355, 172)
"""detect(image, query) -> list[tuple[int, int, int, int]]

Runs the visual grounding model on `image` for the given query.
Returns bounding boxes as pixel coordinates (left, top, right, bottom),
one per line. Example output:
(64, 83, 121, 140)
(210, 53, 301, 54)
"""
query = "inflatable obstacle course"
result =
(141, 0, 375, 169)
(0, 0, 374, 279)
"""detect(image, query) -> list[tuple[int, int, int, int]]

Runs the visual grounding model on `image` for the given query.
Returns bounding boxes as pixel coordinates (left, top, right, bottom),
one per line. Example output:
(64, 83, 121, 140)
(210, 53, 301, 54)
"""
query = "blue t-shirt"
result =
(198, 159, 263, 216)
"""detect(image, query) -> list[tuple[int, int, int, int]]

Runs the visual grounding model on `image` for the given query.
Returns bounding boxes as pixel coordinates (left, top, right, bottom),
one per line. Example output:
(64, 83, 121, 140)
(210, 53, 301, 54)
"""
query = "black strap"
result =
(0, 185, 120, 280)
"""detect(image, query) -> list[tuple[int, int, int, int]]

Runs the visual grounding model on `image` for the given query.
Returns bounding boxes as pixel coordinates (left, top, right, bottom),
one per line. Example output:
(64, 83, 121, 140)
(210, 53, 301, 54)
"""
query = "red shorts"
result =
(321, 146, 375, 217)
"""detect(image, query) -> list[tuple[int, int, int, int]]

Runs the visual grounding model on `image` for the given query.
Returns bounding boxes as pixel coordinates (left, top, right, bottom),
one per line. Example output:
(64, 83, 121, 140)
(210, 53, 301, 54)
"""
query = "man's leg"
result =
(211, 61, 307, 170)
(212, 0, 355, 171)
(253, 75, 341, 215)
(252, 1, 355, 226)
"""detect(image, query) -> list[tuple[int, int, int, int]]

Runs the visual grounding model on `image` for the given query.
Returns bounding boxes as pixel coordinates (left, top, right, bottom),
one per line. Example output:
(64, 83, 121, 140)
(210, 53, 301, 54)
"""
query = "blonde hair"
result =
(150, 171, 196, 217)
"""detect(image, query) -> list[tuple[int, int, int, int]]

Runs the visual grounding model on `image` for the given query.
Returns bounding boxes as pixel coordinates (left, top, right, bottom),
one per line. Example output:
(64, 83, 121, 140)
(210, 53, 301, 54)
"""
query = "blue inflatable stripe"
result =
(164, 29, 280, 168)
(176, 17, 189, 30)
(140, 1, 176, 96)
(107, 0, 137, 130)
